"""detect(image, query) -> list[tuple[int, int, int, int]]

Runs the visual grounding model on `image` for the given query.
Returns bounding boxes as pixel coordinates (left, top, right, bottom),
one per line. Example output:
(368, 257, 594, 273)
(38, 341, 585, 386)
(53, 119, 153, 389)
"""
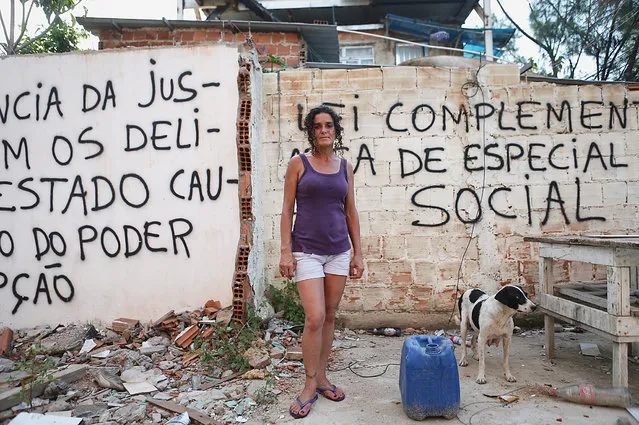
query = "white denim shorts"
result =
(293, 250, 351, 283)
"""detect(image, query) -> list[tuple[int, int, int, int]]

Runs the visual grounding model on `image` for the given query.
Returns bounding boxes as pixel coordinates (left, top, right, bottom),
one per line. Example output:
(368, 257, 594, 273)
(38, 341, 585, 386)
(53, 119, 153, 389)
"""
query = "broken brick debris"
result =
(0, 327, 13, 356)
(174, 325, 200, 349)
(110, 318, 140, 333)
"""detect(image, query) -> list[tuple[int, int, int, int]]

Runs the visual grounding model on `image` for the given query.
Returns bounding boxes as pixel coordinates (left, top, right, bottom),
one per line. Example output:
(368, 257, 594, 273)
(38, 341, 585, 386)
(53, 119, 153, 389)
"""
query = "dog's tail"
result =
(457, 290, 464, 315)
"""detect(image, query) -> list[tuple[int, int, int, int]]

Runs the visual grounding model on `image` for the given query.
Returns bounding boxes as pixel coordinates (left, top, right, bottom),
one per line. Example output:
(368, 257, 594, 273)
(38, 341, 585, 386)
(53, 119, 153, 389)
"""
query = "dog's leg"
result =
(502, 335, 516, 382)
(470, 333, 478, 361)
(476, 331, 487, 384)
(458, 313, 469, 367)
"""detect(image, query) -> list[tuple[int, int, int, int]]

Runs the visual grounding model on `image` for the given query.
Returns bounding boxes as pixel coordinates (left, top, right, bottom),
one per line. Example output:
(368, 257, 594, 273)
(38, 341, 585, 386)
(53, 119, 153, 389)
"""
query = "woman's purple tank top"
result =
(291, 154, 351, 255)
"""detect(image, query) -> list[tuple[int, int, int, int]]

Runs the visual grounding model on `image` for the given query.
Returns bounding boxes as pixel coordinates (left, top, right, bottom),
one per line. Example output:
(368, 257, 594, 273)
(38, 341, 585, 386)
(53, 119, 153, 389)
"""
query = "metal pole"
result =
(484, 0, 493, 61)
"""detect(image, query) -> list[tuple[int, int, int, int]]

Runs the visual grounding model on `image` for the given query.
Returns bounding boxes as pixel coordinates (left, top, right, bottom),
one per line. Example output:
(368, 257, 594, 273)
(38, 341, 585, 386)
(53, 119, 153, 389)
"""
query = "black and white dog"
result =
(457, 285, 536, 384)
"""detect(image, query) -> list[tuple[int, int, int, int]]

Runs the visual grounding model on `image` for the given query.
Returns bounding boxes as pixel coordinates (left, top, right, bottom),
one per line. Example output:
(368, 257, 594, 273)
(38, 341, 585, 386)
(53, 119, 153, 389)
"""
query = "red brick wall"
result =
(97, 28, 303, 69)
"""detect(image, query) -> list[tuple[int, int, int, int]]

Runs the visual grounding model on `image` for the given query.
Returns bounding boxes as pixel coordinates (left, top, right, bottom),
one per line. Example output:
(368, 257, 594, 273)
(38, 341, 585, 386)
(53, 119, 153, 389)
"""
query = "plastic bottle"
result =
(551, 384, 632, 408)
(449, 336, 470, 347)
(372, 327, 401, 337)
(165, 412, 190, 425)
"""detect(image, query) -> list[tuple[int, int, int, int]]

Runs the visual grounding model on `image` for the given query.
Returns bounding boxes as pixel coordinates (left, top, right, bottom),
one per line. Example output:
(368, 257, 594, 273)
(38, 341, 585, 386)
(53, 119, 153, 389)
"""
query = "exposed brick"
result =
(409, 286, 433, 311)
(181, 31, 195, 42)
(366, 261, 390, 284)
(193, 31, 206, 41)
(0, 327, 12, 355)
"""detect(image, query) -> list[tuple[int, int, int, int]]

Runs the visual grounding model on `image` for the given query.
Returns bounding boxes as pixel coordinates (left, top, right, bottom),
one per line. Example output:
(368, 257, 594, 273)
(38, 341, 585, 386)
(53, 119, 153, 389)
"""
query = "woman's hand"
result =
(349, 253, 364, 279)
(279, 252, 296, 279)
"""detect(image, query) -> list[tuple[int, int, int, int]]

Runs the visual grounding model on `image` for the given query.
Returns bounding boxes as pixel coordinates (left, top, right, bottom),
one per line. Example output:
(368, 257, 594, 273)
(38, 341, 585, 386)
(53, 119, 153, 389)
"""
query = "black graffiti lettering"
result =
(353, 96, 359, 131)
(101, 227, 121, 258)
(52, 135, 73, 166)
(505, 143, 524, 172)
(412, 104, 435, 132)
(14, 91, 31, 119)
(207, 168, 222, 200)
(0, 95, 7, 123)
(43, 87, 63, 120)
(548, 144, 569, 170)
(169, 218, 193, 258)
(11, 273, 29, 315)
(189, 171, 204, 201)
(542, 181, 570, 225)
(442, 105, 469, 132)
(0, 230, 14, 257)
(61, 175, 88, 215)
(524, 175, 532, 225)
(488, 187, 516, 219)
(176, 118, 199, 149)
(170, 169, 185, 199)
(124, 225, 143, 258)
(160, 77, 174, 101)
(170, 168, 223, 201)
(53, 274, 74, 302)
(464, 144, 483, 172)
(138, 60, 157, 107)
(120, 174, 150, 208)
(547, 101, 572, 132)
(91, 176, 115, 211)
(0, 181, 16, 212)
(583, 142, 607, 172)
(3, 137, 30, 170)
(424, 147, 446, 173)
(609, 143, 628, 168)
(152, 121, 172, 150)
(475, 102, 495, 130)
(609, 99, 627, 129)
(34, 273, 52, 305)
(575, 177, 606, 222)
(32, 228, 66, 261)
(386, 102, 408, 132)
(528, 143, 547, 171)
(144, 221, 168, 253)
(517, 101, 540, 130)
(411, 185, 450, 227)
(455, 188, 482, 224)
(354, 144, 376, 175)
(484, 144, 504, 171)
(399, 149, 421, 178)
(40, 178, 68, 212)
(78, 127, 104, 159)
(581, 101, 604, 129)
(125, 125, 147, 151)
(78, 225, 97, 261)
(175, 71, 197, 102)
(498, 102, 516, 131)
(82, 81, 116, 113)
(17, 178, 39, 210)
(0, 272, 6, 288)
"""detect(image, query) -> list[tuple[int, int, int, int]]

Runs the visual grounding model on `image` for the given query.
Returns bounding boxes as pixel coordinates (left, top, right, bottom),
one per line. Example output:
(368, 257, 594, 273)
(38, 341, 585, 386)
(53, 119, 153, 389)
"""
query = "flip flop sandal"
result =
(289, 393, 319, 419)
(316, 384, 346, 402)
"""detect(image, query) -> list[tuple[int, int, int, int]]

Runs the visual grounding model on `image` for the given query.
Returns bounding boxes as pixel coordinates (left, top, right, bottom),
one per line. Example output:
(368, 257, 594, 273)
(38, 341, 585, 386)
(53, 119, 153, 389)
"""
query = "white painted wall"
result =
(0, 45, 240, 328)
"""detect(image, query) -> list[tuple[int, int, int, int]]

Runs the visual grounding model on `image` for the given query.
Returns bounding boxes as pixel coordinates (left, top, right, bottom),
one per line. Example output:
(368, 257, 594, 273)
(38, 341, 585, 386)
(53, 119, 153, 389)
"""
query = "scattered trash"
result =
(498, 395, 519, 404)
(372, 327, 402, 337)
(164, 412, 190, 425)
(450, 336, 470, 347)
(9, 412, 82, 424)
(579, 343, 601, 357)
(551, 384, 632, 408)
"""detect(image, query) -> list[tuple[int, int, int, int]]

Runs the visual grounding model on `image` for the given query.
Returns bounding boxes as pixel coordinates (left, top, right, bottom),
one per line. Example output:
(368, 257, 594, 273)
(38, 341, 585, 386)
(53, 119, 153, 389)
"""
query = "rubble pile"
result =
(0, 302, 314, 425)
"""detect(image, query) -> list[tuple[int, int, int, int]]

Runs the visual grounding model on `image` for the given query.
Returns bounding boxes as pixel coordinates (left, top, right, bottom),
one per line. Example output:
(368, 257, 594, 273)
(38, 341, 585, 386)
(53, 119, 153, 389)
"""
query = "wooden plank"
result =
(540, 294, 639, 337)
(0, 364, 87, 411)
(539, 307, 639, 343)
(608, 266, 631, 316)
(612, 342, 629, 388)
(539, 244, 614, 266)
(146, 397, 222, 425)
(555, 287, 608, 310)
(545, 315, 555, 359)
(526, 235, 639, 250)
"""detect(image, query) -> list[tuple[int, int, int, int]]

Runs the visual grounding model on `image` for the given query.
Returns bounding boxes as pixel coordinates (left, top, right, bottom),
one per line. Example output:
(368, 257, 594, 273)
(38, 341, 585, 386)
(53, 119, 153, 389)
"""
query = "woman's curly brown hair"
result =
(303, 105, 344, 154)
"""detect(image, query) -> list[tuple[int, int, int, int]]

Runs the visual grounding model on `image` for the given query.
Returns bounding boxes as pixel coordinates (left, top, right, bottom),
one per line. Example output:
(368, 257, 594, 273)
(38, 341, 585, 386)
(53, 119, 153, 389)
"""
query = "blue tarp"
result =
(386, 13, 515, 58)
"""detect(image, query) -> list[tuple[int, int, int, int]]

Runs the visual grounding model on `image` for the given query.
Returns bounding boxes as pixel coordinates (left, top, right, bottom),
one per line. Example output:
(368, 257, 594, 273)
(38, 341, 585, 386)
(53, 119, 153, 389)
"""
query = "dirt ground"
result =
(248, 327, 639, 425)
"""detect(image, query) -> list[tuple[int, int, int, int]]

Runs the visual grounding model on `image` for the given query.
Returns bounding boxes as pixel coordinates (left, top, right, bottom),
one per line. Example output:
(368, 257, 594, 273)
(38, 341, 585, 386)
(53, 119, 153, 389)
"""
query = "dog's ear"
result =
(516, 285, 529, 298)
(495, 286, 521, 310)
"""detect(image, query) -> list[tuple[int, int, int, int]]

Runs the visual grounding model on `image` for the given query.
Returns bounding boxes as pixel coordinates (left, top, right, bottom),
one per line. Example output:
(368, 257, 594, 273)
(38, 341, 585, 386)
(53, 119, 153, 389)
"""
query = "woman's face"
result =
(313, 112, 335, 150)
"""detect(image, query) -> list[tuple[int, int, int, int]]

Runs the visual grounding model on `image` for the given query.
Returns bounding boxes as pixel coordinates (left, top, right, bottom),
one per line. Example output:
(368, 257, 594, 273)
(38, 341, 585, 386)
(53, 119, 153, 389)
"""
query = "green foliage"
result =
(14, 345, 56, 406)
(19, 17, 89, 54)
(259, 53, 288, 72)
(267, 280, 305, 324)
(197, 303, 263, 373)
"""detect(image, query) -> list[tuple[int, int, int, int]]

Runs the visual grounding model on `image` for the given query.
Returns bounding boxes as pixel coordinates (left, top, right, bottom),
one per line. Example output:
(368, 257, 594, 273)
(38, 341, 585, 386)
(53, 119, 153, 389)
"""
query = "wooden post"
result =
(540, 254, 555, 358)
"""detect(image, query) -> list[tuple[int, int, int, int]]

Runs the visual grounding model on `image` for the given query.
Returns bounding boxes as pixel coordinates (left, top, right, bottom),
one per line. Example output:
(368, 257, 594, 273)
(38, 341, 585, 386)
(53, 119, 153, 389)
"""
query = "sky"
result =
(1, 0, 546, 69)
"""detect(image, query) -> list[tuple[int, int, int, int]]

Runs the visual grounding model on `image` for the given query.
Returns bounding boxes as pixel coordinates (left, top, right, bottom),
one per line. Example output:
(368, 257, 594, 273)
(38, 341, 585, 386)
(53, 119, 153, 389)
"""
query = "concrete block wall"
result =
(260, 65, 639, 328)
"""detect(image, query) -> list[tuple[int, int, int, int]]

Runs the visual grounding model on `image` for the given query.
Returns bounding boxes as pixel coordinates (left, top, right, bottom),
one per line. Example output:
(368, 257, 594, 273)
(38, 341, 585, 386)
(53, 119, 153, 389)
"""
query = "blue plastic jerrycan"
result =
(399, 335, 460, 420)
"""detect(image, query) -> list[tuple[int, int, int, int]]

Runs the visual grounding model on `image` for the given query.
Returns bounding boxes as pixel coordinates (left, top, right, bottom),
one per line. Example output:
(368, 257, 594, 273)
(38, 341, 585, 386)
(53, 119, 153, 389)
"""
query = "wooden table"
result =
(524, 235, 639, 388)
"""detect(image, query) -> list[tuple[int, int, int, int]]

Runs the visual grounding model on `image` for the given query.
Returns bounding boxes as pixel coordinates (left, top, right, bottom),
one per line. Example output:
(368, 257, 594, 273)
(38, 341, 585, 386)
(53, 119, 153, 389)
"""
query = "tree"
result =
(496, 0, 639, 81)
(0, 0, 86, 55)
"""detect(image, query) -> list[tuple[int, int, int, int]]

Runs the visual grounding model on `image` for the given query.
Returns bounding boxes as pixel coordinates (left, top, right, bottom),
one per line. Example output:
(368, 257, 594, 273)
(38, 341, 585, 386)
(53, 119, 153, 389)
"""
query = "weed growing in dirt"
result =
(253, 377, 278, 405)
(267, 279, 305, 324)
(15, 344, 55, 406)
(197, 303, 264, 373)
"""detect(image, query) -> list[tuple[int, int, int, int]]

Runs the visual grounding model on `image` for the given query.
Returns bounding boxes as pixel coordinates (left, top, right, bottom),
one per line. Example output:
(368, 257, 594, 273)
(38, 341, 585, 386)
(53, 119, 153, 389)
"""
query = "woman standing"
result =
(279, 105, 364, 419)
